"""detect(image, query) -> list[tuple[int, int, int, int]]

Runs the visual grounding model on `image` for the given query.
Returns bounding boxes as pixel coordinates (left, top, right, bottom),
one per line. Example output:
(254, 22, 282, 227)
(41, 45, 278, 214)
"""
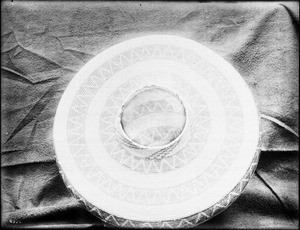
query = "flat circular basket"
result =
(53, 35, 261, 228)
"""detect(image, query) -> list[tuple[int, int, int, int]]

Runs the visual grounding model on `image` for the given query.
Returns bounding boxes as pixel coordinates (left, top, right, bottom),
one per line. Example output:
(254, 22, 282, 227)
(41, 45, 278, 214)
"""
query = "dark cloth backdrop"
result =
(1, 1, 298, 228)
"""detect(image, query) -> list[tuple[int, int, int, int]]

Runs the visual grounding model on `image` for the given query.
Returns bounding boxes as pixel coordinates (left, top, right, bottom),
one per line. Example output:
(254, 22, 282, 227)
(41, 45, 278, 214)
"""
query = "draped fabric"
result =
(1, 2, 298, 228)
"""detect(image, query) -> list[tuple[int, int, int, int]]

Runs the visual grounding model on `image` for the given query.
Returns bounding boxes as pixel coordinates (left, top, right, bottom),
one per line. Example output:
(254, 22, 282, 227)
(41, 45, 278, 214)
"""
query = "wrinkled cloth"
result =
(1, 1, 298, 229)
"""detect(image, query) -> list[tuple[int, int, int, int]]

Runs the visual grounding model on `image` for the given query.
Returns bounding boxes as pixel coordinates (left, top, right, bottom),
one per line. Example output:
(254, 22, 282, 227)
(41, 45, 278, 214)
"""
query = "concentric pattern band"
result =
(56, 148, 261, 228)
(66, 45, 244, 206)
(54, 36, 261, 227)
(99, 73, 210, 174)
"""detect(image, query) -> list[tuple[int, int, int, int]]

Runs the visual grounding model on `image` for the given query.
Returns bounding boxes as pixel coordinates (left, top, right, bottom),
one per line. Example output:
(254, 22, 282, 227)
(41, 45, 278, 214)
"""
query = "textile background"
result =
(1, 1, 298, 228)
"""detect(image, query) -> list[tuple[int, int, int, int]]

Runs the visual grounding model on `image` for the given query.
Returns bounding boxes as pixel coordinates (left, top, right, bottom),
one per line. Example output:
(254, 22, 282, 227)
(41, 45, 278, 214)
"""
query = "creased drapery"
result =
(1, 2, 298, 228)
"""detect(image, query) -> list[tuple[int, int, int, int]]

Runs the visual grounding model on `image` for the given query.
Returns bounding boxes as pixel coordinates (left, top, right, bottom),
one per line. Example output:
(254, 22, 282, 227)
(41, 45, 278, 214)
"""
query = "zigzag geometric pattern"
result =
(99, 73, 211, 173)
(57, 149, 260, 228)
(60, 44, 253, 227)
(65, 45, 244, 206)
